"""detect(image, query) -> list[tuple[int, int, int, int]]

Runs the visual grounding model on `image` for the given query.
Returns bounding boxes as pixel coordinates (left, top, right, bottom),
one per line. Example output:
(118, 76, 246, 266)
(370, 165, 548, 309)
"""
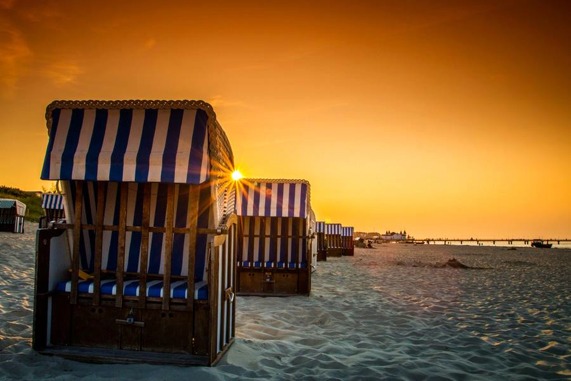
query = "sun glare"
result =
(231, 170, 243, 181)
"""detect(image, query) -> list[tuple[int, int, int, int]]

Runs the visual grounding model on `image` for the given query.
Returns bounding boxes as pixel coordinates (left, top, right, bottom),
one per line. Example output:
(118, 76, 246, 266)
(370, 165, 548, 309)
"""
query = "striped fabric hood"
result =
(342, 226, 354, 237)
(236, 179, 310, 218)
(326, 223, 342, 235)
(41, 100, 216, 184)
(41, 193, 64, 210)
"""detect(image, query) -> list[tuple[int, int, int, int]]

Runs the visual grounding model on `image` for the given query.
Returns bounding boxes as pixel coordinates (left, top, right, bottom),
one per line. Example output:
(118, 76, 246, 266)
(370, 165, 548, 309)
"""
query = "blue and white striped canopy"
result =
(41, 103, 210, 184)
(41, 193, 64, 210)
(236, 179, 310, 218)
(315, 221, 326, 233)
(325, 223, 342, 235)
(342, 226, 354, 237)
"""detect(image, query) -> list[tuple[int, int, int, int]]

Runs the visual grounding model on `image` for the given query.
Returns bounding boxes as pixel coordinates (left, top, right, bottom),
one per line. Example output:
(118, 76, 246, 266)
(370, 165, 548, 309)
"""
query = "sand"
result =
(1, 223, 570, 380)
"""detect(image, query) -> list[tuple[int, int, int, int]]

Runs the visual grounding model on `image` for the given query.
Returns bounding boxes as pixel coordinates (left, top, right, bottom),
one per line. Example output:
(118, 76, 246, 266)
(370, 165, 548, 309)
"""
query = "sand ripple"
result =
(0, 224, 569, 380)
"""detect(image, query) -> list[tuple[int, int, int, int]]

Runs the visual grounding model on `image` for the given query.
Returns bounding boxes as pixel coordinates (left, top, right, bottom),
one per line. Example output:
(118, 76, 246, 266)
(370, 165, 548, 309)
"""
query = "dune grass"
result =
(0, 186, 43, 222)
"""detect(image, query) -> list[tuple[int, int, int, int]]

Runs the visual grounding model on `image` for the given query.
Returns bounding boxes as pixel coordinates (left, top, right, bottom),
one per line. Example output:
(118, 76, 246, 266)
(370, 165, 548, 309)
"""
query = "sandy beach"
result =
(1, 223, 569, 380)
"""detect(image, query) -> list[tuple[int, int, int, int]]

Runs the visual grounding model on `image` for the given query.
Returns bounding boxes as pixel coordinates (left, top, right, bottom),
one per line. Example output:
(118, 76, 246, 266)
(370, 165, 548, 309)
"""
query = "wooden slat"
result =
(247, 216, 255, 264)
(33, 229, 59, 350)
(302, 219, 308, 262)
(292, 217, 300, 267)
(279, 217, 289, 264)
(220, 243, 226, 350)
(186, 184, 200, 311)
(208, 241, 219, 365)
(92, 182, 106, 306)
(305, 219, 312, 292)
(161, 184, 175, 311)
(259, 217, 266, 267)
(197, 228, 228, 235)
(270, 217, 278, 265)
(55, 224, 195, 235)
(139, 183, 151, 308)
(236, 217, 244, 264)
(301, 219, 308, 290)
(115, 182, 128, 308)
(70, 181, 83, 305)
(223, 234, 231, 347)
(230, 223, 237, 340)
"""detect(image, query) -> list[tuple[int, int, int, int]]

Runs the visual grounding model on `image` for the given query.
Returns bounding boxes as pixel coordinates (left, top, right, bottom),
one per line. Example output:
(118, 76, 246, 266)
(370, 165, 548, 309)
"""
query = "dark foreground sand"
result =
(1, 223, 569, 380)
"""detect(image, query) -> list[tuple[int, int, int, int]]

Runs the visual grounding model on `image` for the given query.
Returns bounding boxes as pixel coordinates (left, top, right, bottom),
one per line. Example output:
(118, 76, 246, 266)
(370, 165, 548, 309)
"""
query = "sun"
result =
(231, 170, 243, 181)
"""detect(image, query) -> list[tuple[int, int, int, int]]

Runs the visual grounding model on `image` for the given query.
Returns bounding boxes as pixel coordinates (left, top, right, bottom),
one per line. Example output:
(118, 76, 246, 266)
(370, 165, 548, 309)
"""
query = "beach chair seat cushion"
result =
(55, 279, 208, 300)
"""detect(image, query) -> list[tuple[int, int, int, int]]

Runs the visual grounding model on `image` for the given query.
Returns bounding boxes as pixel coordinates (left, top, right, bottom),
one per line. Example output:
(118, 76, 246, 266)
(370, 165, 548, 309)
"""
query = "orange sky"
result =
(1, 0, 570, 238)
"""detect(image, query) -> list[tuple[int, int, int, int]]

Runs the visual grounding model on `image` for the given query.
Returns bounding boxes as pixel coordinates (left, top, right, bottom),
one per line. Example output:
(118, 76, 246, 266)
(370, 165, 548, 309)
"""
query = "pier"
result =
(420, 238, 571, 246)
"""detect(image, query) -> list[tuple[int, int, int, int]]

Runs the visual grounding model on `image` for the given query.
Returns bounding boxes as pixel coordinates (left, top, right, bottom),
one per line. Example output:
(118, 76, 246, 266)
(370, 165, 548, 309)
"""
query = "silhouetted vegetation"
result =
(0, 186, 43, 222)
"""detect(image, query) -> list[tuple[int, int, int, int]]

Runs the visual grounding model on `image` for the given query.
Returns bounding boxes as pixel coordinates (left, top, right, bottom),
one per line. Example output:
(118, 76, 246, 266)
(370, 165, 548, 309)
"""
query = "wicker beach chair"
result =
(315, 221, 327, 261)
(235, 178, 314, 296)
(33, 100, 237, 366)
(341, 226, 355, 256)
(0, 198, 26, 233)
(40, 193, 65, 228)
(325, 223, 343, 257)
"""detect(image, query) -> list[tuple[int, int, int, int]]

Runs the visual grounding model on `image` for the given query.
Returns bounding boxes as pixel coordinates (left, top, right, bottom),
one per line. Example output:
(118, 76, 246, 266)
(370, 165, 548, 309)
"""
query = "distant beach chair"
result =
(39, 193, 65, 228)
(341, 226, 355, 256)
(33, 100, 237, 366)
(325, 223, 343, 257)
(315, 221, 327, 261)
(0, 198, 26, 233)
(235, 179, 314, 296)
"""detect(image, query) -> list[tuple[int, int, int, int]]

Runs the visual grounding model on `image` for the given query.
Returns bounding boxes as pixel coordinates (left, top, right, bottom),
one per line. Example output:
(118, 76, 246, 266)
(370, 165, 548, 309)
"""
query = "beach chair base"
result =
(33, 226, 236, 367)
(317, 249, 327, 261)
(327, 248, 343, 257)
(236, 268, 310, 296)
(342, 248, 354, 256)
(37, 340, 233, 366)
(36, 292, 224, 365)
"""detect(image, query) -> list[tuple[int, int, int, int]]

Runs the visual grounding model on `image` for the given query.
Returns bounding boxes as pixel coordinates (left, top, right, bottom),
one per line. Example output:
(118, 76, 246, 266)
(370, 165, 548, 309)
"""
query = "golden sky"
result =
(1, 0, 569, 238)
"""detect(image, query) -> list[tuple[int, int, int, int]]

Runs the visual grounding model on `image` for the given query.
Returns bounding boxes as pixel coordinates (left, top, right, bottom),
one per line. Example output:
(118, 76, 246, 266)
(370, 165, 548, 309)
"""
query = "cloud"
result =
(0, 22, 32, 98)
(383, 2, 514, 38)
(0, 0, 15, 10)
(41, 60, 83, 87)
(14, 1, 63, 24)
(144, 37, 156, 50)
(207, 95, 250, 109)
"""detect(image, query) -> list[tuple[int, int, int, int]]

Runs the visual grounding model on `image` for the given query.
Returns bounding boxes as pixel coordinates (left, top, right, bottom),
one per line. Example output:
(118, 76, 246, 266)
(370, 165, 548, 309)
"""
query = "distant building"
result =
(380, 230, 408, 242)
(365, 232, 381, 240)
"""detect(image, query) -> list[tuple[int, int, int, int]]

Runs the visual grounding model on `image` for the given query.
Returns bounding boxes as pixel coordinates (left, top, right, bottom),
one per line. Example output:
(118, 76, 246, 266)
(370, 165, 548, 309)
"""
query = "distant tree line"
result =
(0, 186, 43, 222)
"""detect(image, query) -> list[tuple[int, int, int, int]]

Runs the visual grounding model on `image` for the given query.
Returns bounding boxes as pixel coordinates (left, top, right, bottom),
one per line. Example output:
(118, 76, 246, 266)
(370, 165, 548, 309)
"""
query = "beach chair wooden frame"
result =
(308, 210, 318, 269)
(315, 221, 327, 261)
(235, 179, 313, 296)
(40, 193, 65, 228)
(341, 226, 354, 256)
(33, 100, 237, 366)
(325, 223, 343, 257)
(0, 198, 26, 233)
